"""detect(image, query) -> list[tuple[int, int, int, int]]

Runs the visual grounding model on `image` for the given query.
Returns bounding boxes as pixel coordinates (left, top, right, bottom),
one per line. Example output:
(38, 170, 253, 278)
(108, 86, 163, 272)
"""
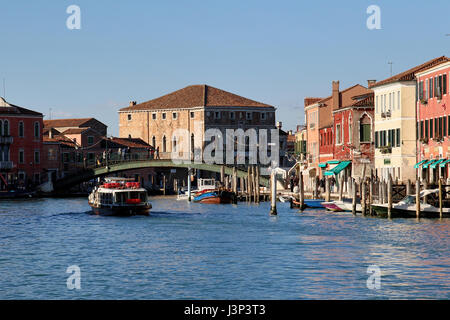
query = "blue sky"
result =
(0, 0, 449, 136)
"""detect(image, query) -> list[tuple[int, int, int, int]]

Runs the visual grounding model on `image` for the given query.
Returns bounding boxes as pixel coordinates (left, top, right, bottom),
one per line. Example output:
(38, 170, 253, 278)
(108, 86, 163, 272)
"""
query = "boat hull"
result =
(321, 201, 344, 212)
(89, 203, 151, 216)
(371, 204, 450, 218)
(290, 198, 325, 209)
(193, 190, 235, 204)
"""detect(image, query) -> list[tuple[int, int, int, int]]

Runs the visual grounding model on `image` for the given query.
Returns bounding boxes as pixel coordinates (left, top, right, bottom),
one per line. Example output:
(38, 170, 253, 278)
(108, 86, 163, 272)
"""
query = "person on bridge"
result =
(156, 146, 160, 159)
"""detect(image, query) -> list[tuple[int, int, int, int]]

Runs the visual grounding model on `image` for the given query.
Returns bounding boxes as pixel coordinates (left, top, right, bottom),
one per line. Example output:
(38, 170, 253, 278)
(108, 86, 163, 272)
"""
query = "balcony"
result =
(0, 161, 14, 170)
(0, 136, 13, 144)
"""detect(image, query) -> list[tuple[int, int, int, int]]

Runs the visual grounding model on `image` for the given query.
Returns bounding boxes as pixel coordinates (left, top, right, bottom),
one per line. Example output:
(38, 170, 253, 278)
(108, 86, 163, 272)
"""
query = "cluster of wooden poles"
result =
(220, 165, 264, 203)
(305, 165, 446, 219)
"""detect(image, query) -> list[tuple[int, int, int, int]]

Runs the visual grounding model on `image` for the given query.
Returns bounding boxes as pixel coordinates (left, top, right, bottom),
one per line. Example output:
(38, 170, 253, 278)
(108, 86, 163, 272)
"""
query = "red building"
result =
(0, 97, 44, 190)
(331, 92, 374, 179)
(416, 58, 450, 182)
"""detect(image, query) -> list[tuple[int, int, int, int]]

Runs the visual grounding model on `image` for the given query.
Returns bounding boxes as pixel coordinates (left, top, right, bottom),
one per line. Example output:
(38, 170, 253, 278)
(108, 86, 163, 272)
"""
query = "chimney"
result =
(129, 101, 137, 107)
(49, 129, 53, 139)
(276, 121, 282, 130)
(332, 81, 339, 110)
(288, 130, 293, 135)
(367, 80, 376, 88)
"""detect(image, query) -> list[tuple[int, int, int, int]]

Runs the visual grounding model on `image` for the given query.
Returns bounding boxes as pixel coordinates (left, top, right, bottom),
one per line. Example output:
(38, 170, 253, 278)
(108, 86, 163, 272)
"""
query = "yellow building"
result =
(371, 57, 447, 182)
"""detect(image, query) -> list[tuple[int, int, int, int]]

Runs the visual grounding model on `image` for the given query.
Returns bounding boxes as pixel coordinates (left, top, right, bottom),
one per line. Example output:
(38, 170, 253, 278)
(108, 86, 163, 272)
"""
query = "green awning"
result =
(422, 160, 436, 168)
(440, 159, 450, 168)
(430, 159, 445, 169)
(414, 159, 427, 169)
(319, 163, 327, 168)
(327, 160, 340, 164)
(324, 161, 351, 176)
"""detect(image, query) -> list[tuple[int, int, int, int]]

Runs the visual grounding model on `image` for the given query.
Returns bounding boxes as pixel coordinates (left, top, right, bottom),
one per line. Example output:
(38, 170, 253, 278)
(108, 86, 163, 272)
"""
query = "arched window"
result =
(152, 136, 156, 148)
(34, 122, 40, 139)
(19, 121, 24, 137)
(0, 120, 3, 136)
(162, 136, 166, 153)
(3, 120, 9, 136)
(172, 137, 177, 153)
(359, 114, 372, 143)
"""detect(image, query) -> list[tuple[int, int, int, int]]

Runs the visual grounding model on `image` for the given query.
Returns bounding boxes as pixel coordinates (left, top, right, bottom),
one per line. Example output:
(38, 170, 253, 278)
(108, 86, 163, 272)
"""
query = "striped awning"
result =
(440, 159, 450, 168)
(414, 159, 427, 169)
(319, 163, 327, 168)
(430, 159, 445, 169)
(324, 161, 351, 176)
(422, 160, 436, 169)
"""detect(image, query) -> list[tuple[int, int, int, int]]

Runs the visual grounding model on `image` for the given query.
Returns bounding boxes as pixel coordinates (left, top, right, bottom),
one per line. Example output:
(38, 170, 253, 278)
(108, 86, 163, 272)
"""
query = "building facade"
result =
(416, 58, 450, 183)
(372, 56, 449, 183)
(0, 97, 44, 190)
(119, 85, 277, 166)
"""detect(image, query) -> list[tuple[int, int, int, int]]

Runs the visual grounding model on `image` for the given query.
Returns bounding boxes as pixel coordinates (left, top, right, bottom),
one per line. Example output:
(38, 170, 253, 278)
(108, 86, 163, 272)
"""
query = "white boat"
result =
(176, 178, 218, 201)
(371, 189, 450, 218)
(88, 177, 152, 216)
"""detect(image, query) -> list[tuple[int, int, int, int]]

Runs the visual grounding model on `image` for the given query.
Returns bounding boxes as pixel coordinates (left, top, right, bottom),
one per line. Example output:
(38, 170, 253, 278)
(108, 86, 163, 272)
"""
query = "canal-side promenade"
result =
(1, 197, 449, 299)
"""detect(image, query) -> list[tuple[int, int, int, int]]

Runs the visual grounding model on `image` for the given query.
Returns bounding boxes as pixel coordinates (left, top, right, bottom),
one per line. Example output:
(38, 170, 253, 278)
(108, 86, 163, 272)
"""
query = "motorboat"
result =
(371, 189, 450, 218)
(88, 177, 151, 216)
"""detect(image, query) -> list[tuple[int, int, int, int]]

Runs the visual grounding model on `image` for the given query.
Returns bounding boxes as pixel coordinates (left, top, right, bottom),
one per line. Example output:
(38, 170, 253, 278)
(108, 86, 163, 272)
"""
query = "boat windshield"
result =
(401, 195, 416, 205)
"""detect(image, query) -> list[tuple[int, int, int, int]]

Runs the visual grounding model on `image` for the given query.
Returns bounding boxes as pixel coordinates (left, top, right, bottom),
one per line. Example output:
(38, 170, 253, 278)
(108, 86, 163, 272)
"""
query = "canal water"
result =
(0, 197, 449, 300)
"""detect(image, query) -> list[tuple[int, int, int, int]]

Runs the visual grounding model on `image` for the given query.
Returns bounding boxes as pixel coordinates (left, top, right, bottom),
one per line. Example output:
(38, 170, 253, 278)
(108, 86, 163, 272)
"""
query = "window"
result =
(420, 121, 424, 139)
(19, 150, 24, 164)
(444, 117, 447, 137)
(246, 112, 252, 120)
(172, 112, 178, 120)
(152, 136, 156, 147)
(375, 131, 379, 148)
(87, 136, 94, 145)
(214, 111, 221, 120)
(444, 74, 448, 95)
(349, 124, 352, 143)
(0, 120, 2, 136)
(34, 150, 40, 164)
(48, 148, 57, 161)
(127, 114, 132, 121)
(336, 124, 342, 144)
(230, 112, 235, 120)
(360, 124, 371, 142)
(3, 120, 9, 136)
(430, 119, 433, 138)
(18, 121, 24, 137)
(396, 128, 400, 147)
(190, 112, 195, 119)
(425, 79, 428, 99)
(439, 117, 443, 137)
(162, 136, 166, 153)
(172, 137, 177, 152)
(152, 113, 157, 120)
(34, 122, 40, 139)
(435, 118, 439, 136)
(261, 112, 266, 120)
(397, 91, 400, 109)
(425, 120, 429, 139)
(162, 113, 166, 120)
(419, 81, 424, 100)
(429, 78, 433, 98)
(376, 96, 379, 113)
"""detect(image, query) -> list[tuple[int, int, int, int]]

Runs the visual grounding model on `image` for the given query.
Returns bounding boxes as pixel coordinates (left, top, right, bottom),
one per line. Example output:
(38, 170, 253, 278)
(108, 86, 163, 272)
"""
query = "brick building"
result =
(118, 85, 277, 166)
(415, 57, 450, 183)
(0, 97, 44, 190)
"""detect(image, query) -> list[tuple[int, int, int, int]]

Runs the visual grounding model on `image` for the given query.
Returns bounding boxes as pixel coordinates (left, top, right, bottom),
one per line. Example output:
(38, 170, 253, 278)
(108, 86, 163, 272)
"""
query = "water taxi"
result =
(88, 177, 151, 216)
(192, 178, 235, 204)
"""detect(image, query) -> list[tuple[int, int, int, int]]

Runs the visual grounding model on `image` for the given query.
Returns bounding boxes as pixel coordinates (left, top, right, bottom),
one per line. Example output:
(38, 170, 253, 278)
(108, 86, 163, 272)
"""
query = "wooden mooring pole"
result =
(387, 175, 392, 219)
(352, 178, 357, 216)
(439, 178, 443, 219)
(338, 174, 344, 202)
(299, 172, 304, 210)
(325, 177, 330, 202)
(361, 179, 367, 216)
(270, 171, 277, 215)
(255, 166, 260, 203)
(416, 179, 420, 219)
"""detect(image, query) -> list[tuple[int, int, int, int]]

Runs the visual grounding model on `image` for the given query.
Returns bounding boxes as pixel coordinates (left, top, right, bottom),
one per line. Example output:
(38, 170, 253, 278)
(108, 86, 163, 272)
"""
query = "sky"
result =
(0, 0, 449, 136)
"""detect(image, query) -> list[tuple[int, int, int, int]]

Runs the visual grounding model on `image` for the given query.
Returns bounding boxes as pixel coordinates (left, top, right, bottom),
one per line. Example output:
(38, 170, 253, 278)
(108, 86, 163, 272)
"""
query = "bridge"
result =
(50, 157, 271, 191)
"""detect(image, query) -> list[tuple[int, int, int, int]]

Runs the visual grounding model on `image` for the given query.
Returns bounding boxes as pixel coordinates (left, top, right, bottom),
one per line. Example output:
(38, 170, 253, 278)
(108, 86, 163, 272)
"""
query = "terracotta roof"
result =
(0, 97, 43, 116)
(351, 92, 374, 107)
(44, 118, 94, 128)
(371, 56, 450, 88)
(107, 137, 153, 149)
(119, 85, 274, 112)
(62, 128, 90, 135)
(304, 97, 322, 107)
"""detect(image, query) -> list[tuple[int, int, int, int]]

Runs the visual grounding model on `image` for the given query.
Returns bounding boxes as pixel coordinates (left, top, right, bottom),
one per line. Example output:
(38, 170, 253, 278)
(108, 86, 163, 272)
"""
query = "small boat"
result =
(176, 186, 198, 201)
(192, 178, 235, 204)
(290, 198, 325, 209)
(0, 189, 35, 199)
(371, 189, 450, 218)
(322, 200, 362, 213)
(279, 195, 293, 203)
(88, 177, 152, 216)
